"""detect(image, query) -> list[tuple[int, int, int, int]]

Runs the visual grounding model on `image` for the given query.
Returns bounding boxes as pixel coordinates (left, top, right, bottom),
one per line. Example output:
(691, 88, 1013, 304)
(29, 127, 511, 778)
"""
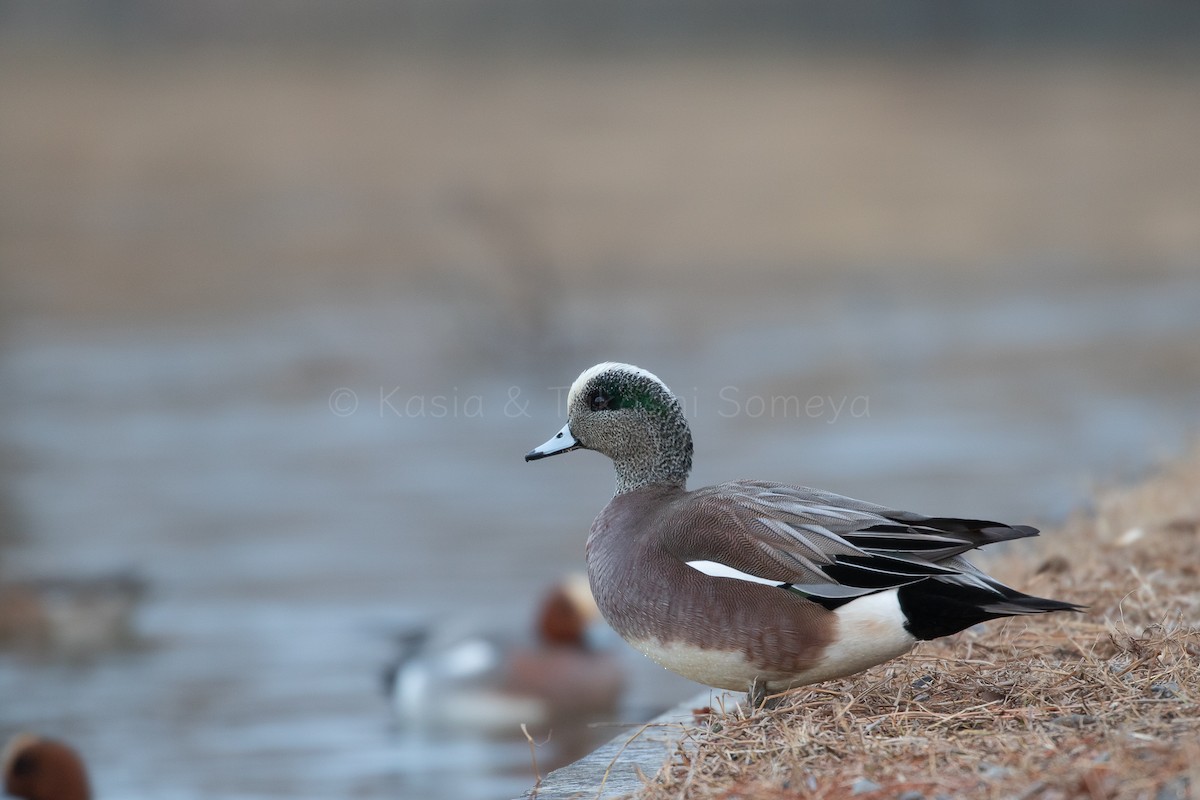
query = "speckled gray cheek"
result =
(613, 391, 692, 493)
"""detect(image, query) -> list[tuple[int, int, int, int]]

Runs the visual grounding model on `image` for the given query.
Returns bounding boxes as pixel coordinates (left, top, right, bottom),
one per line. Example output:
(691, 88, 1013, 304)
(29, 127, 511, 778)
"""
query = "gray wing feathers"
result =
(700, 481, 1035, 600)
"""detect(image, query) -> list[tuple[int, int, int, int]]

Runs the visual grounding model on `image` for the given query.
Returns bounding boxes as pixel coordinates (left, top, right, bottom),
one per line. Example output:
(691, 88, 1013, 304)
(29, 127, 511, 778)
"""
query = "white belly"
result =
(626, 590, 918, 692)
(629, 637, 772, 690)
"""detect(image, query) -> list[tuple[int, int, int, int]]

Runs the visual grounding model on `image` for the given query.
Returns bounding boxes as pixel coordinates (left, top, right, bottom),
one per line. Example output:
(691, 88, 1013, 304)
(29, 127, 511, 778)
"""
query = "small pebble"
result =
(851, 778, 882, 795)
(1150, 682, 1180, 699)
(1156, 777, 1190, 800)
(897, 792, 924, 800)
(1116, 527, 1144, 546)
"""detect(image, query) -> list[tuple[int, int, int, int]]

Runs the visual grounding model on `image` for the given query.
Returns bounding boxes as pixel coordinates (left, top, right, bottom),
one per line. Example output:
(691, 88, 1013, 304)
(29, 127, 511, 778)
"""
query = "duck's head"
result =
(2, 734, 91, 800)
(536, 573, 603, 647)
(526, 362, 692, 494)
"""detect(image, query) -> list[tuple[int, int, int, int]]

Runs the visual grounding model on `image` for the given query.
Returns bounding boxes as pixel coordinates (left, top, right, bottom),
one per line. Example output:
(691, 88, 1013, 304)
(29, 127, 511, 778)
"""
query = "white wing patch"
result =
(685, 560, 786, 588)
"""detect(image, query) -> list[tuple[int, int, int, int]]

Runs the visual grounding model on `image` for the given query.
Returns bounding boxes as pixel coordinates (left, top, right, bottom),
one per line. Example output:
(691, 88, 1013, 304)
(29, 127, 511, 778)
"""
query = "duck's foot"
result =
(747, 680, 794, 711)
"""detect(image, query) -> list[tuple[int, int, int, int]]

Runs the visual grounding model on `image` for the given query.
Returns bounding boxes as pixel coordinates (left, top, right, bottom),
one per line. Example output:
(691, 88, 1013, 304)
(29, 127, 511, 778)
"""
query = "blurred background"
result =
(1, 2, 1199, 798)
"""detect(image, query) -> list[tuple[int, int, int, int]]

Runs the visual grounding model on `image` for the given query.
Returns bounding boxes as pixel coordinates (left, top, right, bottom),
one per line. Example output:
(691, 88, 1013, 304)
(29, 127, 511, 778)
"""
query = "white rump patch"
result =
(818, 589, 916, 678)
(567, 362, 671, 407)
(686, 560, 785, 588)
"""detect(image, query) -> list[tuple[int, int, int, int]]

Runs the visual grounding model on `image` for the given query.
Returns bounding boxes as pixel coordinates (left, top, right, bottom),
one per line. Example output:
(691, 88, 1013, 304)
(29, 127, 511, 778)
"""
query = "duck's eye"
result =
(588, 390, 612, 411)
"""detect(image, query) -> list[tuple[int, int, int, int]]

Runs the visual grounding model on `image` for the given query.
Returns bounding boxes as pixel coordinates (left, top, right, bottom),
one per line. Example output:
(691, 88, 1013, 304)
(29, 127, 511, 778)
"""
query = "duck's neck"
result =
(612, 414, 693, 495)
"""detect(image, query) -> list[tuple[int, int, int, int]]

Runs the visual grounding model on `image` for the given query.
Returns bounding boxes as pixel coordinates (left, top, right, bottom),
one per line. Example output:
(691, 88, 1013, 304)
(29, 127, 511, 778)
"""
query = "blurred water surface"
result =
(1, 43, 1199, 800)
(2, 274, 1198, 799)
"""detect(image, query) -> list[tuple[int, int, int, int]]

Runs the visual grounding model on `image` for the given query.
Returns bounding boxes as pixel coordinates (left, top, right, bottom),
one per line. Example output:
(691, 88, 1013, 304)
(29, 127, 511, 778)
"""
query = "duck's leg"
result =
(747, 678, 767, 710)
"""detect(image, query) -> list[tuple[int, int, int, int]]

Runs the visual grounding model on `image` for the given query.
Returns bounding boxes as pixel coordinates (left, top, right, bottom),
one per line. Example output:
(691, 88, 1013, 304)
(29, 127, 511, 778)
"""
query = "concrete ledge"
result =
(520, 691, 731, 800)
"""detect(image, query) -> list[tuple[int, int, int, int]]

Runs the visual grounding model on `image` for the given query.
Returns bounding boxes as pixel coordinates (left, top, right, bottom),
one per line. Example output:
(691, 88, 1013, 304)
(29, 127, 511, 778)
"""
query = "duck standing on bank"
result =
(526, 362, 1082, 704)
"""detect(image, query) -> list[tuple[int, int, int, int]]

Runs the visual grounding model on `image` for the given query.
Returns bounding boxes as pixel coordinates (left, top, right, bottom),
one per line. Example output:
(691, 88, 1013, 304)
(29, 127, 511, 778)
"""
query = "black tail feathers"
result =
(897, 578, 1084, 641)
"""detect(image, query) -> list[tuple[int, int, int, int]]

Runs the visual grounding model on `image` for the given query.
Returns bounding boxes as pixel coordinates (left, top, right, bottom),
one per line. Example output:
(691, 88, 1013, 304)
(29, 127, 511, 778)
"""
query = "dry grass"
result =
(633, 449, 1200, 800)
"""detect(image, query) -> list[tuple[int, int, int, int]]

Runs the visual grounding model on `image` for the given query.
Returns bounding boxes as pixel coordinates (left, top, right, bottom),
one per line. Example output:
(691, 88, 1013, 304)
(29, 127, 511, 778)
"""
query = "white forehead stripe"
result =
(566, 362, 671, 407)
(686, 560, 786, 588)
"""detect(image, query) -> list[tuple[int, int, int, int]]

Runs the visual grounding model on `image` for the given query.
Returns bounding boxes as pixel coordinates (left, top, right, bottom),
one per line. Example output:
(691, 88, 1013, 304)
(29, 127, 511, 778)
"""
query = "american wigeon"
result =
(526, 362, 1082, 704)
(0, 572, 146, 657)
(2, 734, 91, 800)
(386, 574, 626, 732)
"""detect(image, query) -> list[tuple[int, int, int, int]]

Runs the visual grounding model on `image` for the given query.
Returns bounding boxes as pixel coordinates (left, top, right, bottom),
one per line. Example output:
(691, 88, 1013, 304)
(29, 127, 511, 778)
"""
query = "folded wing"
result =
(679, 480, 1047, 608)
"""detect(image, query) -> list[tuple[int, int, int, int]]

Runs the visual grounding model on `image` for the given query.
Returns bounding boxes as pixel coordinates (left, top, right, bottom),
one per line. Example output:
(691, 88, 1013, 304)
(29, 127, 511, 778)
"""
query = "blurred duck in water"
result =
(3, 734, 91, 800)
(385, 574, 626, 733)
(0, 571, 147, 658)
